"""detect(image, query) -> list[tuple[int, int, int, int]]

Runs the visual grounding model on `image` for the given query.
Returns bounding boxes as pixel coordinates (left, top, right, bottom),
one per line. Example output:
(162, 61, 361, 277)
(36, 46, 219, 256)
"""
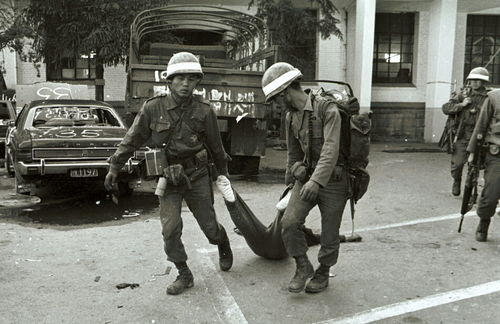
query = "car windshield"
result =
(31, 106, 121, 127)
(0, 102, 11, 120)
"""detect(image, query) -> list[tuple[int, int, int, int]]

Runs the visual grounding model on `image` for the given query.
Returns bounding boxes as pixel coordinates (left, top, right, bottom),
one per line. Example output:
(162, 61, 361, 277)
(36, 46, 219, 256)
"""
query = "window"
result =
(464, 15, 500, 85)
(32, 106, 120, 127)
(47, 52, 96, 81)
(373, 13, 415, 84)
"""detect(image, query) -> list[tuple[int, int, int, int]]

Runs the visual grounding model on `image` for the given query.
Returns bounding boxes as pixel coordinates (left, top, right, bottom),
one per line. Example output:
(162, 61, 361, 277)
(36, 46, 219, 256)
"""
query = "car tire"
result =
(15, 176, 30, 195)
(118, 181, 133, 197)
(5, 149, 15, 178)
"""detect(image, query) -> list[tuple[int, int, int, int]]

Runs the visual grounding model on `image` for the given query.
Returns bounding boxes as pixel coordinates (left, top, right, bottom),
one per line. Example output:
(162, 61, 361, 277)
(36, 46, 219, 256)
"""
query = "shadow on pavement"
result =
(0, 183, 158, 226)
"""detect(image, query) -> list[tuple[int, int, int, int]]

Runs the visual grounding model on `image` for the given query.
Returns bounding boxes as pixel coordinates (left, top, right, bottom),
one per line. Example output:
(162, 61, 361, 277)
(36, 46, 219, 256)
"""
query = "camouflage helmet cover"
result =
(261, 62, 303, 102)
(166, 52, 204, 80)
(466, 67, 489, 82)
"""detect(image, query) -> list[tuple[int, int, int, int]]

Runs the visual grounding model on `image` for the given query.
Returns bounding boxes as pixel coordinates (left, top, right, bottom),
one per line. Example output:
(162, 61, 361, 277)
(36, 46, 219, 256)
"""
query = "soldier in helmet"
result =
(105, 52, 233, 295)
(261, 62, 349, 293)
(467, 88, 500, 242)
(442, 67, 490, 196)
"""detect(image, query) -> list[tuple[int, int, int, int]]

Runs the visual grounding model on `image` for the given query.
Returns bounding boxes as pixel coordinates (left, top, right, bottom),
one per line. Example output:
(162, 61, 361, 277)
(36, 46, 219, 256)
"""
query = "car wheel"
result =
(117, 181, 133, 197)
(5, 149, 15, 178)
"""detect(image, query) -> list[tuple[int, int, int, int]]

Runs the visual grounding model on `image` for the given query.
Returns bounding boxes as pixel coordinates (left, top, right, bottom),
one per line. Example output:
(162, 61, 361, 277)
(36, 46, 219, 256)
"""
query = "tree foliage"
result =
(248, 0, 342, 77)
(17, 0, 166, 99)
(23, 0, 166, 68)
(0, 0, 34, 80)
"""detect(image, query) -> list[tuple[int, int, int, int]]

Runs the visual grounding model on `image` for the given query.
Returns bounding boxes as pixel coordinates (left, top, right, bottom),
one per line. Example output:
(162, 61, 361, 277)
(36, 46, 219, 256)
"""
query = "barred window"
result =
(464, 15, 500, 85)
(373, 13, 415, 84)
(47, 52, 96, 81)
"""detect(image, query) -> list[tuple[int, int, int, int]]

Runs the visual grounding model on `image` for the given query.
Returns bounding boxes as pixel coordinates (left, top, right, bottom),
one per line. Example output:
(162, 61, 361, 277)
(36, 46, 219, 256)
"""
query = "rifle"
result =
(457, 134, 484, 232)
(439, 117, 456, 154)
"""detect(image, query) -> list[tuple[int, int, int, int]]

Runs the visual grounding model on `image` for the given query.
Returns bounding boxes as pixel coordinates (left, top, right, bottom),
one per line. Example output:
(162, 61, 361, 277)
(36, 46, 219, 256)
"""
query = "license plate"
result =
(70, 168, 99, 177)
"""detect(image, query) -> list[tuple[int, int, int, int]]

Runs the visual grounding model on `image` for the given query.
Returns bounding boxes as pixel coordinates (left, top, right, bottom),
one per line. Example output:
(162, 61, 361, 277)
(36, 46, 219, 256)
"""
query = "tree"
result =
(22, 0, 166, 100)
(248, 0, 342, 78)
(0, 0, 34, 90)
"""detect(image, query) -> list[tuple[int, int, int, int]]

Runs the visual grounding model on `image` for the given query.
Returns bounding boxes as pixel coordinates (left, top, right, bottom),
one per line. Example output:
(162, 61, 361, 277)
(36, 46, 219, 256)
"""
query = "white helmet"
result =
(262, 62, 303, 102)
(166, 52, 203, 80)
(466, 67, 489, 82)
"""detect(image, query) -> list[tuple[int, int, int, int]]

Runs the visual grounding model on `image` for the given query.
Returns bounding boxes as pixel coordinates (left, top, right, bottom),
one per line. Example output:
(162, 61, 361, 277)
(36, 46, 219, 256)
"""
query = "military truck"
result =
(125, 5, 278, 175)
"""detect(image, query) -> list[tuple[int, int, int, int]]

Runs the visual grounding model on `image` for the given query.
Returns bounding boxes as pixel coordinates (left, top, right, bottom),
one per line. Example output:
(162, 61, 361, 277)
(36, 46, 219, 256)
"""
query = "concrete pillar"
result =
(424, 0, 458, 142)
(353, 0, 376, 113)
(1, 48, 17, 88)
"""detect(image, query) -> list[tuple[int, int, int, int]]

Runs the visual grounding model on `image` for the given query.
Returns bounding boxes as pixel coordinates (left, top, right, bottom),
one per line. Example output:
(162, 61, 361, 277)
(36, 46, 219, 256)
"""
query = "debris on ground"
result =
(153, 266, 171, 277)
(116, 283, 140, 289)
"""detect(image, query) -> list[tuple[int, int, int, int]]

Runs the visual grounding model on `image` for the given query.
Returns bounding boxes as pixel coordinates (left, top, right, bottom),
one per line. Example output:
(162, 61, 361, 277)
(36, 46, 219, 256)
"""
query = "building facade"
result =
(2, 0, 500, 142)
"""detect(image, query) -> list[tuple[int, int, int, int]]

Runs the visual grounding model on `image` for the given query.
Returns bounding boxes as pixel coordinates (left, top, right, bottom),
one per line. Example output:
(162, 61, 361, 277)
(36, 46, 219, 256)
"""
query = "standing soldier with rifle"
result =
(466, 88, 500, 242)
(442, 67, 490, 196)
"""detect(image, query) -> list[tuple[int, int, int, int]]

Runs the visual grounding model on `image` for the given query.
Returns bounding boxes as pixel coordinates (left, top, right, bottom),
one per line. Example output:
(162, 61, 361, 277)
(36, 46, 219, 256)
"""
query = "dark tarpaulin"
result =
(224, 187, 321, 260)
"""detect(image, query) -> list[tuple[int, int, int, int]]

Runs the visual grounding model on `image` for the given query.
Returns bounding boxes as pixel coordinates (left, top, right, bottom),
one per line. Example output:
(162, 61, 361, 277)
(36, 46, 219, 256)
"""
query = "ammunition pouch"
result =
(348, 168, 370, 202)
(290, 162, 310, 183)
(163, 164, 191, 189)
(168, 149, 212, 185)
(137, 159, 158, 181)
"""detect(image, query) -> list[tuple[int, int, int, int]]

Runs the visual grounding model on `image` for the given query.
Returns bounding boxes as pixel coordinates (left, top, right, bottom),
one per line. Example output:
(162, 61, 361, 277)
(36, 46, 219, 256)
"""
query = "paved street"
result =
(1, 145, 500, 324)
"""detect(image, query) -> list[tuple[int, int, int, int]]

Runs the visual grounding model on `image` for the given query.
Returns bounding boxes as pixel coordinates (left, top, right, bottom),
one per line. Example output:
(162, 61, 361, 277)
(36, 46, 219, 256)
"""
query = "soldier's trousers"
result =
(451, 139, 469, 181)
(281, 169, 349, 267)
(477, 152, 500, 220)
(159, 174, 228, 263)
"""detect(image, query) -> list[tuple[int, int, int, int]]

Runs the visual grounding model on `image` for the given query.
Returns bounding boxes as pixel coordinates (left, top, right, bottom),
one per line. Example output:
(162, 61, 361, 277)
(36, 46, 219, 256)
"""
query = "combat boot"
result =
(305, 264, 330, 293)
(288, 255, 314, 293)
(452, 179, 461, 196)
(218, 239, 233, 271)
(475, 219, 491, 242)
(167, 263, 194, 295)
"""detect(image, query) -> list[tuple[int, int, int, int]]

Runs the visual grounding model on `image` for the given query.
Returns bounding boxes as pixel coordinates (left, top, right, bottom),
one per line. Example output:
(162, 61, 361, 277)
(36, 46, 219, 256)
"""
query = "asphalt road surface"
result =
(1, 149, 499, 324)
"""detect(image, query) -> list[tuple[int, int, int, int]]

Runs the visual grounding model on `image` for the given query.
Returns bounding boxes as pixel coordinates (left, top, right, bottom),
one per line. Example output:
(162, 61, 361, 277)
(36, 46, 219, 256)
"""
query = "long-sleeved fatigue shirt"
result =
(285, 93, 343, 188)
(467, 89, 500, 153)
(442, 87, 489, 141)
(109, 93, 228, 175)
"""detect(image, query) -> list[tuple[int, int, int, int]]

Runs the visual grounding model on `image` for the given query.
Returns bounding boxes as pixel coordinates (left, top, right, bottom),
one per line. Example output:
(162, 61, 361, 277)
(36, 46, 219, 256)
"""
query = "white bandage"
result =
(216, 175, 235, 203)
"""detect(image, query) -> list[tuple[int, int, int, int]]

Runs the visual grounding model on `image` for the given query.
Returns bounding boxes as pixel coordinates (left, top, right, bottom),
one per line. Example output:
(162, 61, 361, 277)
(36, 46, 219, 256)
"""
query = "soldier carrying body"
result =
(442, 67, 490, 196)
(261, 62, 350, 294)
(104, 52, 233, 295)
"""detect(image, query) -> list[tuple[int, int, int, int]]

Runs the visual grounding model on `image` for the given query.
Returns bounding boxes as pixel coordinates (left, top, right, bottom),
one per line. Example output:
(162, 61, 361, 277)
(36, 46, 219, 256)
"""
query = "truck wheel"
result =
(228, 156, 260, 176)
(5, 150, 15, 178)
(118, 181, 134, 197)
(242, 156, 260, 176)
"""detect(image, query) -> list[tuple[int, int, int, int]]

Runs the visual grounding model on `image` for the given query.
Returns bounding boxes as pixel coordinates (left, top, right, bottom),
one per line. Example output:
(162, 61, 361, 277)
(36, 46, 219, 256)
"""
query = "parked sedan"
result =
(7, 99, 142, 195)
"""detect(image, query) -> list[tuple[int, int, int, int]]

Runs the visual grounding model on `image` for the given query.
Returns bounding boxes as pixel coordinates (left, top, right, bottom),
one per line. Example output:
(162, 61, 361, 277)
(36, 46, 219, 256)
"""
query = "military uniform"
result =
(442, 87, 489, 187)
(282, 93, 349, 267)
(467, 89, 500, 239)
(108, 93, 230, 263)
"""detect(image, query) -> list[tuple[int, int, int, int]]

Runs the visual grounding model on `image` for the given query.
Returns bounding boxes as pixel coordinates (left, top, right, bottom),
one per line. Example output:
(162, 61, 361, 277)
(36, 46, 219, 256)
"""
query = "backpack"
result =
(311, 87, 372, 202)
